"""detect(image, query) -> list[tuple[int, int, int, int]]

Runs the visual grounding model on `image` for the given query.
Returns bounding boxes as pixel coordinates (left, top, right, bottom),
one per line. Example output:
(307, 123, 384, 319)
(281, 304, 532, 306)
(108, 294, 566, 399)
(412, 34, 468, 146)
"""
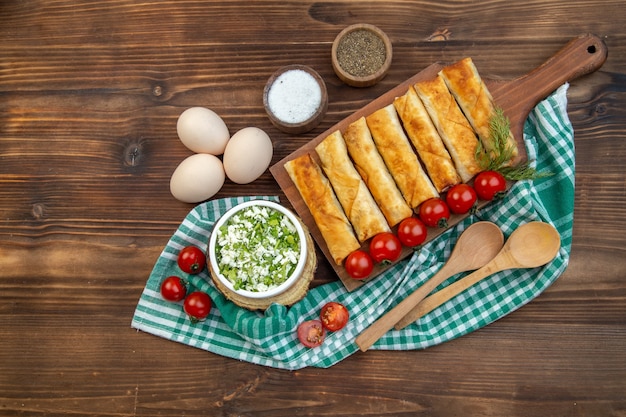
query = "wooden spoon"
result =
(355, 221, 504, 352)
(394, 221, 561, 330)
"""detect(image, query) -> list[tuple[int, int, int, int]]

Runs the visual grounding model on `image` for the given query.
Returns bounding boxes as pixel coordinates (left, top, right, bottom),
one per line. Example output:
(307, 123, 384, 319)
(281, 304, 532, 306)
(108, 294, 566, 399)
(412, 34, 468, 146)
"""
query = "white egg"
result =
(176, 107, 230, 155)
(170, 153, 225, 203)
(223, 127, 273, 184)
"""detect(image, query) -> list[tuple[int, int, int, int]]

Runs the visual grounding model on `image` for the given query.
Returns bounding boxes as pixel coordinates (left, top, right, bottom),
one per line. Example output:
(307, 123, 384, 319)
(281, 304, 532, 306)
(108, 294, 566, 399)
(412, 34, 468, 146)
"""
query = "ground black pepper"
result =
(336, 29, 386, 77)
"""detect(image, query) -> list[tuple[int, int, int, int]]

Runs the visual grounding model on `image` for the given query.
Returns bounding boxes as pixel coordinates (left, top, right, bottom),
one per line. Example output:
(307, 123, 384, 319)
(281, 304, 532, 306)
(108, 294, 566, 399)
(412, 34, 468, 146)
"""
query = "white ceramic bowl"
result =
(208, 200, 308, 299)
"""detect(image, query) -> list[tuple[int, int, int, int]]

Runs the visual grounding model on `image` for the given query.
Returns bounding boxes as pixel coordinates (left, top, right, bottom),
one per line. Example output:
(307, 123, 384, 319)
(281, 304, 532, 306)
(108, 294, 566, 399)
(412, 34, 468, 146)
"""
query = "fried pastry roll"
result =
(365, 104, 439, 208)
(394, 86, 461, 192)
(439, 57, 518, 162)
(284, 153, 360, 265)
(342, 117, 413, 227)
(315, 130, 390, 242)
(414, 75, 483, 182)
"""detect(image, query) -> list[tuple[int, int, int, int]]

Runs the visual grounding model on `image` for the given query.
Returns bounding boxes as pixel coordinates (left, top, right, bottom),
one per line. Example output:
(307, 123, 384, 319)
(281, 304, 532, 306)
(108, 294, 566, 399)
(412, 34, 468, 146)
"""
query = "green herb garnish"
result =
(476, 107, 554, 181)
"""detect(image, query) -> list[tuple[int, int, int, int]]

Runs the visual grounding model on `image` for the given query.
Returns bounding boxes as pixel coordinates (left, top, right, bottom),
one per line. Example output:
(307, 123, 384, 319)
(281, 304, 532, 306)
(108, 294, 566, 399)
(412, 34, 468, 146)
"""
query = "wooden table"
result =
(1, 2, 624, 416)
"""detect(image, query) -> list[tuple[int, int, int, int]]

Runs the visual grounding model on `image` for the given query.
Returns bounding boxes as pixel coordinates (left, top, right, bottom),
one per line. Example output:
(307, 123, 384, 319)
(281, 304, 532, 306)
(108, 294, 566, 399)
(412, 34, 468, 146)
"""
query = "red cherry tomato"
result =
(297, 319, 326, 348)
(445, 183, 478, 214)
(160, 276, 187, 302)
(474, 170, 507, 201)
(344, 250, 374, 279)
(320, 302, 349, 332)
(397, 217, 428, 247)
(419, 198, 450, 228)
(177, 245, 206, 274)
(183, 291, 212, 322)
(369, 232, 402, 264)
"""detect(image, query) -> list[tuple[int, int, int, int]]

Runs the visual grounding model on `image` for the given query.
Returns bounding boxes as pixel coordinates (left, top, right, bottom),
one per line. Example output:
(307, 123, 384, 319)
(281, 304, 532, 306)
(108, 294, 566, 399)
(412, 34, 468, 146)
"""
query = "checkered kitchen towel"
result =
(132, 84, 574, 370)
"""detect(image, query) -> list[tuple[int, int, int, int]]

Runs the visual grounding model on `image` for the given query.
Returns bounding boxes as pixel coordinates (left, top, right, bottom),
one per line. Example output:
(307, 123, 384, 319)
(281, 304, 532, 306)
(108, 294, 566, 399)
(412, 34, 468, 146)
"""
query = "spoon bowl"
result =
(394, 221, 561, 330)
(507, 221, 562, 268)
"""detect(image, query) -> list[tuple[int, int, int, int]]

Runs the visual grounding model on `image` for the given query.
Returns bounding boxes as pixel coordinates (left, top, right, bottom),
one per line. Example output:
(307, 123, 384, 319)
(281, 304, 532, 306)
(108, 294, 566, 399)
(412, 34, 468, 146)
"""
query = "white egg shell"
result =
(223, 127, 273, 184)
(176, 107, 230, 155)
(170, 153, 225, 203)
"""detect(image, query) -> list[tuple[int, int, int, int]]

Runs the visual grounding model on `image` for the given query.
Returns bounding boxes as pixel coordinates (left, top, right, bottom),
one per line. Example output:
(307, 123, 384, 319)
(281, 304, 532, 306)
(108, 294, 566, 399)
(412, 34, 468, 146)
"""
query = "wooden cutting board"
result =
(270, 34, 607, 291)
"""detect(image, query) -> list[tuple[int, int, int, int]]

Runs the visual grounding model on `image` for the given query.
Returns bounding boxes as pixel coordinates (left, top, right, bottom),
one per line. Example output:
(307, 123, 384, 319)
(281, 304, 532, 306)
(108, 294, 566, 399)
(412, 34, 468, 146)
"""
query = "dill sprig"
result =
(476, 107, 554, 181)
(498, 164, 554, 181)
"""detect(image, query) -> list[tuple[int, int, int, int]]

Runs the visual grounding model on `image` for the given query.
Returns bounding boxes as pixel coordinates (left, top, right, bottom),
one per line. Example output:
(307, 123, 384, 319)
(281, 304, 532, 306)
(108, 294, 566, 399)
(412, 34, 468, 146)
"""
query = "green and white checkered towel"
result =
(132, 84, 573, 370)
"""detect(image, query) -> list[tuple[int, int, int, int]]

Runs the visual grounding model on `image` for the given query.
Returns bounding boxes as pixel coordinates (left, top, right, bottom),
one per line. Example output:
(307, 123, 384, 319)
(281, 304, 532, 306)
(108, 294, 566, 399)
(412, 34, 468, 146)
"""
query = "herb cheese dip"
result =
(214, 205, 301, 292)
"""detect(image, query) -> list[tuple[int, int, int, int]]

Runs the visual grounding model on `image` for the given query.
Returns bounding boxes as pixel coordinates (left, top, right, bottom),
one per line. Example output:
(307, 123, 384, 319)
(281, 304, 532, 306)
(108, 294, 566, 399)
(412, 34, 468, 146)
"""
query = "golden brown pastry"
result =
(343, 117, 413, 227)
(439, 57, 518, 162)
(315, 130, 391, 242)
(284, 153, 360, 265)
(365, 104, 439, 208)
(394, 86, 461, 192)
(414, 75, 483, 182)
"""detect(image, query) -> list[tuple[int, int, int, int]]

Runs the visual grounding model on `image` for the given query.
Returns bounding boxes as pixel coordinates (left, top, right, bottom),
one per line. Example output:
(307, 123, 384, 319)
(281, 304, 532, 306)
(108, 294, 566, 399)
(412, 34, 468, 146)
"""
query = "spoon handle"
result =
(355, 262, 458, 352)
(394, 262, 508, 330)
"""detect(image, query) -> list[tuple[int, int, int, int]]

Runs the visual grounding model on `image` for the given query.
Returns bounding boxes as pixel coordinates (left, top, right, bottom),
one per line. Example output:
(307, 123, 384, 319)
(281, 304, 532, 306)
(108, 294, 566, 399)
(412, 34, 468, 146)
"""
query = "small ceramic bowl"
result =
(331, 23, 393, 87)
(208, 200, 308, 300)
(263, 64, 328, 134)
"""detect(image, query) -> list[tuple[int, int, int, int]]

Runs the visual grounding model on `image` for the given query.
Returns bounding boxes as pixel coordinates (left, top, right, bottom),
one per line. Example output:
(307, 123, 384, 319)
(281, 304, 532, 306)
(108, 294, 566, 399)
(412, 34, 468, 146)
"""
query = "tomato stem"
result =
(187, 314, 206, 324)
(494, 190, 508, 200)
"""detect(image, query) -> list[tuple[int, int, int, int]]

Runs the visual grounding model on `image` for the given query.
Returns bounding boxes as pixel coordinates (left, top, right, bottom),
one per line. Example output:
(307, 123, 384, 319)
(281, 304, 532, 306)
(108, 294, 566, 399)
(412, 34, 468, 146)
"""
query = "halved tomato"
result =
(320, 302, 349, 332)
(297, 319, 326, 348)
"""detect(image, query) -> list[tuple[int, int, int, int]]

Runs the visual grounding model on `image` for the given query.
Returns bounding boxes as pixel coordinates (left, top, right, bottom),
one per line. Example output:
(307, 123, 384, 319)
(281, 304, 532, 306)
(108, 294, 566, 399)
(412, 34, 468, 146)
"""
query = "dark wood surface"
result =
(1, 1, 624, 416)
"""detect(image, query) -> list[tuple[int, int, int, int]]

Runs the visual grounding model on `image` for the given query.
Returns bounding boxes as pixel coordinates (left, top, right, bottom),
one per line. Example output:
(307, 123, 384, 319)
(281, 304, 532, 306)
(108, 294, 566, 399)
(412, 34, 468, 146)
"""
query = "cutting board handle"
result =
(522, 33, 607, 91)
(490, 33, 608, 149)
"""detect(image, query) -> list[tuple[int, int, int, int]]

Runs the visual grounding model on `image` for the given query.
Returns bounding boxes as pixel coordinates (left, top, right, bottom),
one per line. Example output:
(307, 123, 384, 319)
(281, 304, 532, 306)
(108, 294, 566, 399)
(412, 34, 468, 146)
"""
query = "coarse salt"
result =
(267, 69, 322, 124)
